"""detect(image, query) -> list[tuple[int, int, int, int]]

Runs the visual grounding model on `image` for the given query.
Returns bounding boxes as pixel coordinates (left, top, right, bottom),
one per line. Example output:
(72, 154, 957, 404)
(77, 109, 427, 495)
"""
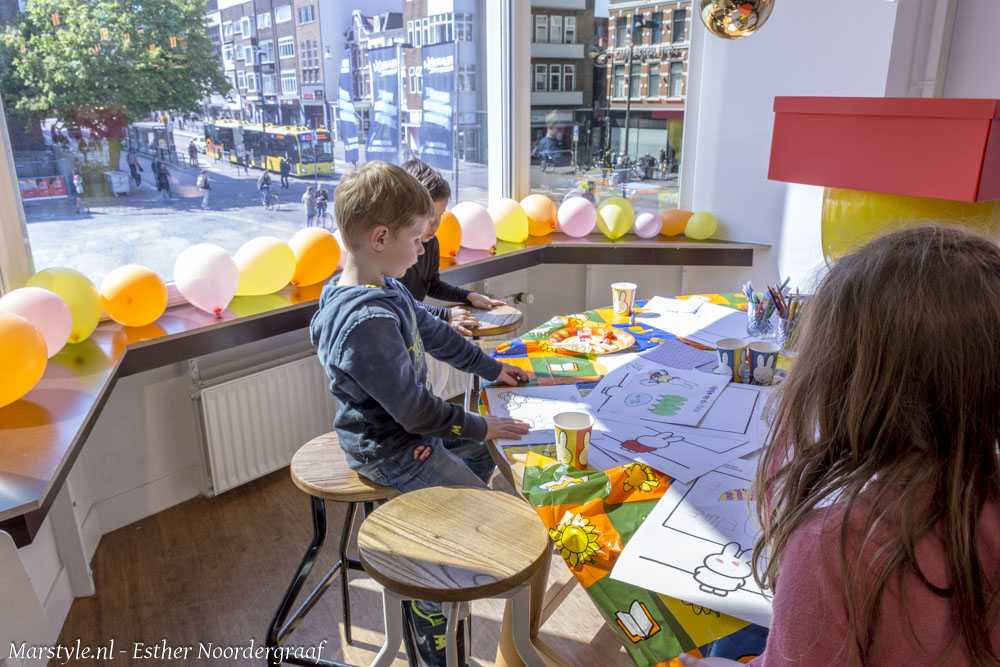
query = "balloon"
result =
(0, 311, 48, 408)
(173, 244, 239, 316)
(685, 211, 719, 240)
(436, 210, 462, 257)
(661, 209, 693, 236)
(227, 294, 293, 318)
(489, 198, 529, 243)
(289, 227, 340, 287)
(26, 267, 100, 343)
(699, 0, 774, 40)
(0, 286, 72, 357)
(597, 196, 635, 240)
(521, 194, 558, 236)
(452, 202, 496, 250)
(557, 197, 598, 238)
(633, 209, 663, 239)
(99, 264, 168, 327)
(562, 188, 597, 206)
(234, 236, 296, 296)
(333, 229, 346, 269)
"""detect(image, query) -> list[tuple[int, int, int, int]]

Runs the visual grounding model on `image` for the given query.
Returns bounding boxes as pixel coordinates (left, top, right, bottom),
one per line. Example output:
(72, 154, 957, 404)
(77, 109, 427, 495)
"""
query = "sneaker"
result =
(401, 600, 467, 667)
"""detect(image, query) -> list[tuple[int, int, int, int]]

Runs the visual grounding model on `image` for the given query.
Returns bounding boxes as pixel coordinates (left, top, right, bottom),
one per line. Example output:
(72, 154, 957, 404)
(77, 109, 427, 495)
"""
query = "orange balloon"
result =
(289, 227, 340, 286)
(521, 194, 558, 236)
(0, 311, 47, 408)
(99, 264, 168, 327)
(661, 209, 694, 237)
(436, 209, 462, 258)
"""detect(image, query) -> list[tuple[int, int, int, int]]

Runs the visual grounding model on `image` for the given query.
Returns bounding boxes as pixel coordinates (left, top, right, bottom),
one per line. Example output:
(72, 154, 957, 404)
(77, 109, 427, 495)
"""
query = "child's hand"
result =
(484, 416, 531, 441)
(495, 363, 529, 386)
(449, 307, 479, 335)
(468, 292, 506, 310)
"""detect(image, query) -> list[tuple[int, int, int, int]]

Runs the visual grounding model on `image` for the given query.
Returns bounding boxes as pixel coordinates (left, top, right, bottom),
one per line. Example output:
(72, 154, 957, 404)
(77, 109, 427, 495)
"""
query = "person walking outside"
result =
(279, 156, 291, 189)
(156, 163, 171, 202)
(126, 148, 142, 187)
(302, 185, 316, 225)
(197, 169, 211, 209)
(236, 145, 248, 175)
(314, 183, 329, 218)
(188, 140, 198, 167)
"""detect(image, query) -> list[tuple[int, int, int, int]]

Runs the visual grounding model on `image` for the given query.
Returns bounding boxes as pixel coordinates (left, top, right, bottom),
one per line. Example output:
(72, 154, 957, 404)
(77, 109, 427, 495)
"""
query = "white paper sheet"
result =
(484, 384, 600, 447)
(639, 338, 717, 372)
(640, 300, 766, 349)
(611, 458, 774, 627)
(640, 295, 707, 316)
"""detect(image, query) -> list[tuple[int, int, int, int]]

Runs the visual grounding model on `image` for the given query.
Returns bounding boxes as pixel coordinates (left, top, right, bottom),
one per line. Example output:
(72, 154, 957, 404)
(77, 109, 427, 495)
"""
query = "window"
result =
(565, 16, 576, 43)
(429, 14, 450, 44)
(563, 64, 575, 92)
(669, 61, 684, 97)
(246, 72, 258, 92)
(223, 43, 234, 63)
(223, 21, 233, 37)
(244, 44, 254, 64)
(237, 69, 246, 88)
(629, 63, 641, 99)
(614, 18, 626, 47)
(240, 17, 252, 37)
(613, 64, 625, 97)
(263, 73, 276, 94)
(207, 25, 221, 42)
(651, 12, 663, 43)
(458, 64, 477, 92)
(422, 17, 429, 44)
(672, 9, 687, 43)
(455, 13, 473, 40)
(648, 64, 660, 97)
(535, 15, 548, 43)
(281, 69, 297, 94)
(274, 5, 291, 22)
(408, 66, 416, 93)
(256, 12, 270, 30)
(235, 43, 244, 60)
(297, 5, 314, 24)
(549, 64, 561, 92)
(232, 19, 242, 35)
(534, 64, 546, 91)
(278, 36, 294, 58)
(414, 66, 422, 92)
(550, 15, 562, 43)
(631, 14, 644, 45)
(258, 40, 274, 64)
(407, 20, 415, 45)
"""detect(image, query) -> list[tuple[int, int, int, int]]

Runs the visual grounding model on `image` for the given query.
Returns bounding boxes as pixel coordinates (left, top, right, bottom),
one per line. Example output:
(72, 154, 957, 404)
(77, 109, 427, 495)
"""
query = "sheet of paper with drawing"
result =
(610, 458, 774, 628)
(585, 383, 772, 481)
(484, 384, 598, 447)
(586, 357, 726, 427)
(641, 299, 767, 349)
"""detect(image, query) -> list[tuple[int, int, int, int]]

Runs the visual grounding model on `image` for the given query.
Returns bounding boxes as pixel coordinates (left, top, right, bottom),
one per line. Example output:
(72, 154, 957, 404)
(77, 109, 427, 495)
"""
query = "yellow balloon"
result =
(520, 194, 558, 236)
(99, 265, 168, 327)
(234, 236, 296, 295)
(821, 188, 1000, 265)
(288, 227, 340, 287)
(26, 267, 100, 343)
(685, 211, 719, 240)
(488, 198, 529, 243)
(0, 311, 48, 408)
(597, 197, 634, 240)
(436, 210, 462, 257)
(227, 294, 293, 318)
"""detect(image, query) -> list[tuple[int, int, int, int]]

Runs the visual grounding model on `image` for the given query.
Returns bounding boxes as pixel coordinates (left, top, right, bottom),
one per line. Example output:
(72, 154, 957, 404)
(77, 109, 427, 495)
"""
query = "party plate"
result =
(549, 324, 635, 355)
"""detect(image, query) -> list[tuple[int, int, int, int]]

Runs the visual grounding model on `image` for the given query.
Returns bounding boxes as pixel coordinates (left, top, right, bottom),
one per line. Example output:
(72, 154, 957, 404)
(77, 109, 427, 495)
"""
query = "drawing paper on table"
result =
(641, 295, 706, 317)
(485, 384, 600, 447)
(586, 357, 725, 427)
(610, 459, 773, 627)
(639, 338, 718, 371)
(645, 301, 767, 348)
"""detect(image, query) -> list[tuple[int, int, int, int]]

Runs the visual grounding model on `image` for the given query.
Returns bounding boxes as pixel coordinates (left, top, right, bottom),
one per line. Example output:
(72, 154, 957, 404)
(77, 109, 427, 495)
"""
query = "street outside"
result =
(22, 125, 679, 286)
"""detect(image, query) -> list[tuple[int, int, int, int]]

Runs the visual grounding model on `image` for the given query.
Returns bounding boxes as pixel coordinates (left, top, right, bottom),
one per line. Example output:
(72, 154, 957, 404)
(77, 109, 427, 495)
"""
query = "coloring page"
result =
(586, 357, 726, 427)
(611, 458, 773, 628)
(484, 384, 600, 447)
(639, 300, 767, 349)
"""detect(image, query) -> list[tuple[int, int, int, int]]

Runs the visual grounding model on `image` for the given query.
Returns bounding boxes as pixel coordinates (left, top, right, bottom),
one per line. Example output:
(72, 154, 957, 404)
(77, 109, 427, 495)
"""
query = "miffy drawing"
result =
(693, 542, 752, 597)
(752, 355, 774, 385)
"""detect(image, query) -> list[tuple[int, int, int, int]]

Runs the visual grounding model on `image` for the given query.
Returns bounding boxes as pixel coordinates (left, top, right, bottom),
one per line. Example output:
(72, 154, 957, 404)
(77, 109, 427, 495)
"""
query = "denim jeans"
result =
(355, 437, 494, 492)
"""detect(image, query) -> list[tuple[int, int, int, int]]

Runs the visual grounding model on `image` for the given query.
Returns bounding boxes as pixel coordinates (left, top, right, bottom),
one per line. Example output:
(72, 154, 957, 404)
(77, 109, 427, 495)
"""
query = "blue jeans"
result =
(355, 437, 494, 492)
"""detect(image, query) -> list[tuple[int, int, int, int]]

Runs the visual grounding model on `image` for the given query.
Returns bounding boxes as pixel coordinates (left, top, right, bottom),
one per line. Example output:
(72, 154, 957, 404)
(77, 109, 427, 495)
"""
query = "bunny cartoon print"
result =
(748, 341, 780, 386)
(693, 542, 752, 597)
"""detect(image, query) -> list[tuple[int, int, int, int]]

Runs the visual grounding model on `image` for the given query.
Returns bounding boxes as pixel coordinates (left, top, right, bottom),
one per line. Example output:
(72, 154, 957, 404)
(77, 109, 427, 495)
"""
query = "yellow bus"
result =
(203, 119, 247, 162)
(240, 125, 334, 176)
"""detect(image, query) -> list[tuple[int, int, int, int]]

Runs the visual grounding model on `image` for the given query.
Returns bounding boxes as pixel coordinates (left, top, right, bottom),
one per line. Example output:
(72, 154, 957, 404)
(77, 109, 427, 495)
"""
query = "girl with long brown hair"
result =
(683, 224, 1000, 666)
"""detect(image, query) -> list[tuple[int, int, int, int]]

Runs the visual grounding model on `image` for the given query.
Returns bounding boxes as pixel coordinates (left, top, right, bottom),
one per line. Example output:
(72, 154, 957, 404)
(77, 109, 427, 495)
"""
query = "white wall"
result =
(943, 0, 1000, 98)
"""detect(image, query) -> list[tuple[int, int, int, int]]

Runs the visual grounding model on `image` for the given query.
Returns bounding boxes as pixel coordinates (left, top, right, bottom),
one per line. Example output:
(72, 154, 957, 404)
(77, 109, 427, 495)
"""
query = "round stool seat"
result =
(358, 486, 551, 602)
(291, 432, 395, 503)
(465, 304, 523, 337)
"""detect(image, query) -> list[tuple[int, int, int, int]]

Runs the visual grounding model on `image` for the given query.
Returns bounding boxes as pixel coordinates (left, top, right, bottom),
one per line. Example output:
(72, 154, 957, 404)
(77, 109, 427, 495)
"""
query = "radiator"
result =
(192, 354, 337, 495)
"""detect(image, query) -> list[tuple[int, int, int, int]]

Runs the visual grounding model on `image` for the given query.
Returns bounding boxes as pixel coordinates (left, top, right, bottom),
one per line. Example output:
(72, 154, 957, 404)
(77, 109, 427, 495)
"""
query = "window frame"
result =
(256, 12, 270, 30)
(258, 39, 274, 64)
(564, 16, 576, 43)
(548, 63, 561, 92)
(563, 63, 575, 92)
(280, 69, 297, 94)
(672, 8, 687, 43)
(278, 36, 294, 59)
(550, 15, 562, 44)
(648, 62, 660, 98)
(535, 15, 548, 43)
(668, 60, 684, 97)
(274, 5, 291, 23)
(534, 63, 546, 91)
(629, 62, 641, 99)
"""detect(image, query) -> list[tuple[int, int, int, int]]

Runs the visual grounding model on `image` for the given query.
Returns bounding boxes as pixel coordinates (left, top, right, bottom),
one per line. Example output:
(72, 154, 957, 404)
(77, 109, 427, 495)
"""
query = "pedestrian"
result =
(150, 154, 161, 180)
(302, 185, 316, 225)
(197, 169, 211, 209)
(126, 148, 143, 187)
(314, 184, 329, 218)
(236, 145, 248, 176)
(188, 141, 198, 167)
(279, 156, 290, 189)
(257, 170, 272, 207)
(156, 164, 171, 202)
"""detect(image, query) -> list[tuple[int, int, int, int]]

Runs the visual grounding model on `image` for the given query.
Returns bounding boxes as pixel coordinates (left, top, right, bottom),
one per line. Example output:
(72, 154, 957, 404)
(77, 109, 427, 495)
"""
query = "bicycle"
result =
(309, 212, 334, 229)
(261, 190, 279, 210)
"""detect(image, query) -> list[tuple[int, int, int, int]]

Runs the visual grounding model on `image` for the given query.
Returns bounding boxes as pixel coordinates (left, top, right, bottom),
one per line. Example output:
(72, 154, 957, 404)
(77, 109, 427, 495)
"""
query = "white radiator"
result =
(192, 354, 337, 495)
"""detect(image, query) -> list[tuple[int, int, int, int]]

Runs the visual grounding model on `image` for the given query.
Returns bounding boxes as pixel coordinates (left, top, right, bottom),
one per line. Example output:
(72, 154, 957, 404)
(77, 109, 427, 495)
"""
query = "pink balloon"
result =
(451, 202, 496, 250)
(557, 197, 597, 238)
(634, 209, 663, 239)
(173, 244, 239, 316)
(0, 286, 72, 357)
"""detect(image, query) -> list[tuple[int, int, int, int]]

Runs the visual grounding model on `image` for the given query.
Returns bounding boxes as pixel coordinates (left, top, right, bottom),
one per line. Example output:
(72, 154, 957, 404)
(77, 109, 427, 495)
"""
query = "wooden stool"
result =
(462, 304, 524, 410)
(266, 432, 396, 666)
(359, 486, 550, 667)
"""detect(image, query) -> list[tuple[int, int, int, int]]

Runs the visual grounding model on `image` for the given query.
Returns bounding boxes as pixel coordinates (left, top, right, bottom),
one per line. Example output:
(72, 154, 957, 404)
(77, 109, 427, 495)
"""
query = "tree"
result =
(0, 0, 230, 168)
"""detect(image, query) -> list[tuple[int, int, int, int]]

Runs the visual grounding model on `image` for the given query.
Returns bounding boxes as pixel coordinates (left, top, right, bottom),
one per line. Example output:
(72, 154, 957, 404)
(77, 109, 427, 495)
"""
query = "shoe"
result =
(401, 600, 467, 667)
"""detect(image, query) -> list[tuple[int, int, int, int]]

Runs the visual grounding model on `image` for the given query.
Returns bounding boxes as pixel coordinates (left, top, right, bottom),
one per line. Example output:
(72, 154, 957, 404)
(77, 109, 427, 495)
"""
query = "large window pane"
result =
(5, 1, 489, 286)
(529, 1, 689, 214)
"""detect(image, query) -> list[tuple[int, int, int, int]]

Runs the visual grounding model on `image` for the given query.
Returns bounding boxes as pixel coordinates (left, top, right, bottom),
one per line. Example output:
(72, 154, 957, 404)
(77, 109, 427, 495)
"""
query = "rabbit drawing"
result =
(693, 542, 752, 597)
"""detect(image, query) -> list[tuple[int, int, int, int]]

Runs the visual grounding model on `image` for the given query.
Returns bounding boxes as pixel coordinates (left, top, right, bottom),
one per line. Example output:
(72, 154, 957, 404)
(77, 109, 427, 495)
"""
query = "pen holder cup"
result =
(746, 307, 774, 339)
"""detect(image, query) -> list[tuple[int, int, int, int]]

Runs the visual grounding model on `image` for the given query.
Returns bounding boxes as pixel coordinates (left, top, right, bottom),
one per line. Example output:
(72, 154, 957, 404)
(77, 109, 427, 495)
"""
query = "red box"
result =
(768, 97, 1000, 202)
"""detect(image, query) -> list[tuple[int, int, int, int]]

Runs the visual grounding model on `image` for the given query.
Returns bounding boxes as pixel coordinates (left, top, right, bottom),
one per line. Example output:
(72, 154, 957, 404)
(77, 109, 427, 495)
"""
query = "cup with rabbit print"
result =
(553, 411, 594, 469)
(748, 341, 780, 386)
(715, 337, 748, 383)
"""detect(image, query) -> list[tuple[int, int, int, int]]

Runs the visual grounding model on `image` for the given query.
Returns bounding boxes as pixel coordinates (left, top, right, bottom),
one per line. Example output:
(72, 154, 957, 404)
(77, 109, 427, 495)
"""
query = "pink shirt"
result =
(748, 501, 1000, 665)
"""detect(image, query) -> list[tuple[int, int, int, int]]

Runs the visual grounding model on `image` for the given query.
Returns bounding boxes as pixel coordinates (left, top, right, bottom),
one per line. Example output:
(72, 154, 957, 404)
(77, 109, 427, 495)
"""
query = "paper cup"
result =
(611, 282, 637, 316)
(553, 411, 594, 468)
(715, 337, 748, 383)
(748, 341, 781, 386)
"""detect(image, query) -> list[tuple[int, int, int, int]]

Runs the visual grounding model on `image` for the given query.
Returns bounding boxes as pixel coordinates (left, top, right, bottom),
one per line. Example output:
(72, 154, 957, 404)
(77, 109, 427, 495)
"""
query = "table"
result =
(484, 294, 763, 667)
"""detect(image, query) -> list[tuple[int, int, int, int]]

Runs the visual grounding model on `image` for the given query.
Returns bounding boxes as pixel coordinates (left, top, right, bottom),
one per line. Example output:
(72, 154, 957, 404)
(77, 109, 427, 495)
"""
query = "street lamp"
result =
(622, 16, 658, 173)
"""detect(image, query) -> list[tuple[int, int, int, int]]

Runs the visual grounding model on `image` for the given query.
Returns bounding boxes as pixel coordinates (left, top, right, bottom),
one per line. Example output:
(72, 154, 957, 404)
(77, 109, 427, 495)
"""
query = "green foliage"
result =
(0, 0, 230, 128)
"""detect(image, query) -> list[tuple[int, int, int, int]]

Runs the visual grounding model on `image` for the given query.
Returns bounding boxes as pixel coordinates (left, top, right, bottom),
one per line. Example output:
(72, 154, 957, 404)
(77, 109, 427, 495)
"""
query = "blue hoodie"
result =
(309, 276, 503, 465)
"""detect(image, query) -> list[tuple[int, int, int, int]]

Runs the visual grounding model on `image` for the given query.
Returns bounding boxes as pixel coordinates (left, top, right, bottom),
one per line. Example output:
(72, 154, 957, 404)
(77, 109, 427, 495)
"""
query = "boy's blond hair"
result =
(334, 161, 434, 252)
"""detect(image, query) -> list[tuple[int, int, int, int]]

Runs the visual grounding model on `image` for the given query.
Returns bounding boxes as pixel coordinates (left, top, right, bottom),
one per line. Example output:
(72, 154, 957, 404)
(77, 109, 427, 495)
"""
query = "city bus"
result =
(240, 125, 334, 176)
(203, 119, 246, 162)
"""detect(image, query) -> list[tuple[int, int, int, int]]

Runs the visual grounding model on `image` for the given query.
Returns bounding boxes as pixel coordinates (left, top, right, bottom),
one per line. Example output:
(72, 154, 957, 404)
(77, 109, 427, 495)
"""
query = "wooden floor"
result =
(57, 467, 631, 666)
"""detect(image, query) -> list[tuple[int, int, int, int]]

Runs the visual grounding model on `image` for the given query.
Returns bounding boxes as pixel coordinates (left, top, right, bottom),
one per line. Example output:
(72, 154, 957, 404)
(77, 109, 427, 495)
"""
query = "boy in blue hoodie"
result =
(309, 161, 529, 665)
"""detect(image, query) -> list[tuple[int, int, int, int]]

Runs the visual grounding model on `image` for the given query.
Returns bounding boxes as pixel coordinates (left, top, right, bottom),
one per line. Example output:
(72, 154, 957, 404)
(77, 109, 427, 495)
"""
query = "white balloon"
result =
(0, 286, 72, 357)
(451, 202, 496, 250)
(173, 244, 239, 315)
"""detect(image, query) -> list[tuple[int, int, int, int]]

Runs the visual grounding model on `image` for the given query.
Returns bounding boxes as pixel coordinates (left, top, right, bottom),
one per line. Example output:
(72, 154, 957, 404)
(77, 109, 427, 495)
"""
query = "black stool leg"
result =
(339, 502, 357, 645)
